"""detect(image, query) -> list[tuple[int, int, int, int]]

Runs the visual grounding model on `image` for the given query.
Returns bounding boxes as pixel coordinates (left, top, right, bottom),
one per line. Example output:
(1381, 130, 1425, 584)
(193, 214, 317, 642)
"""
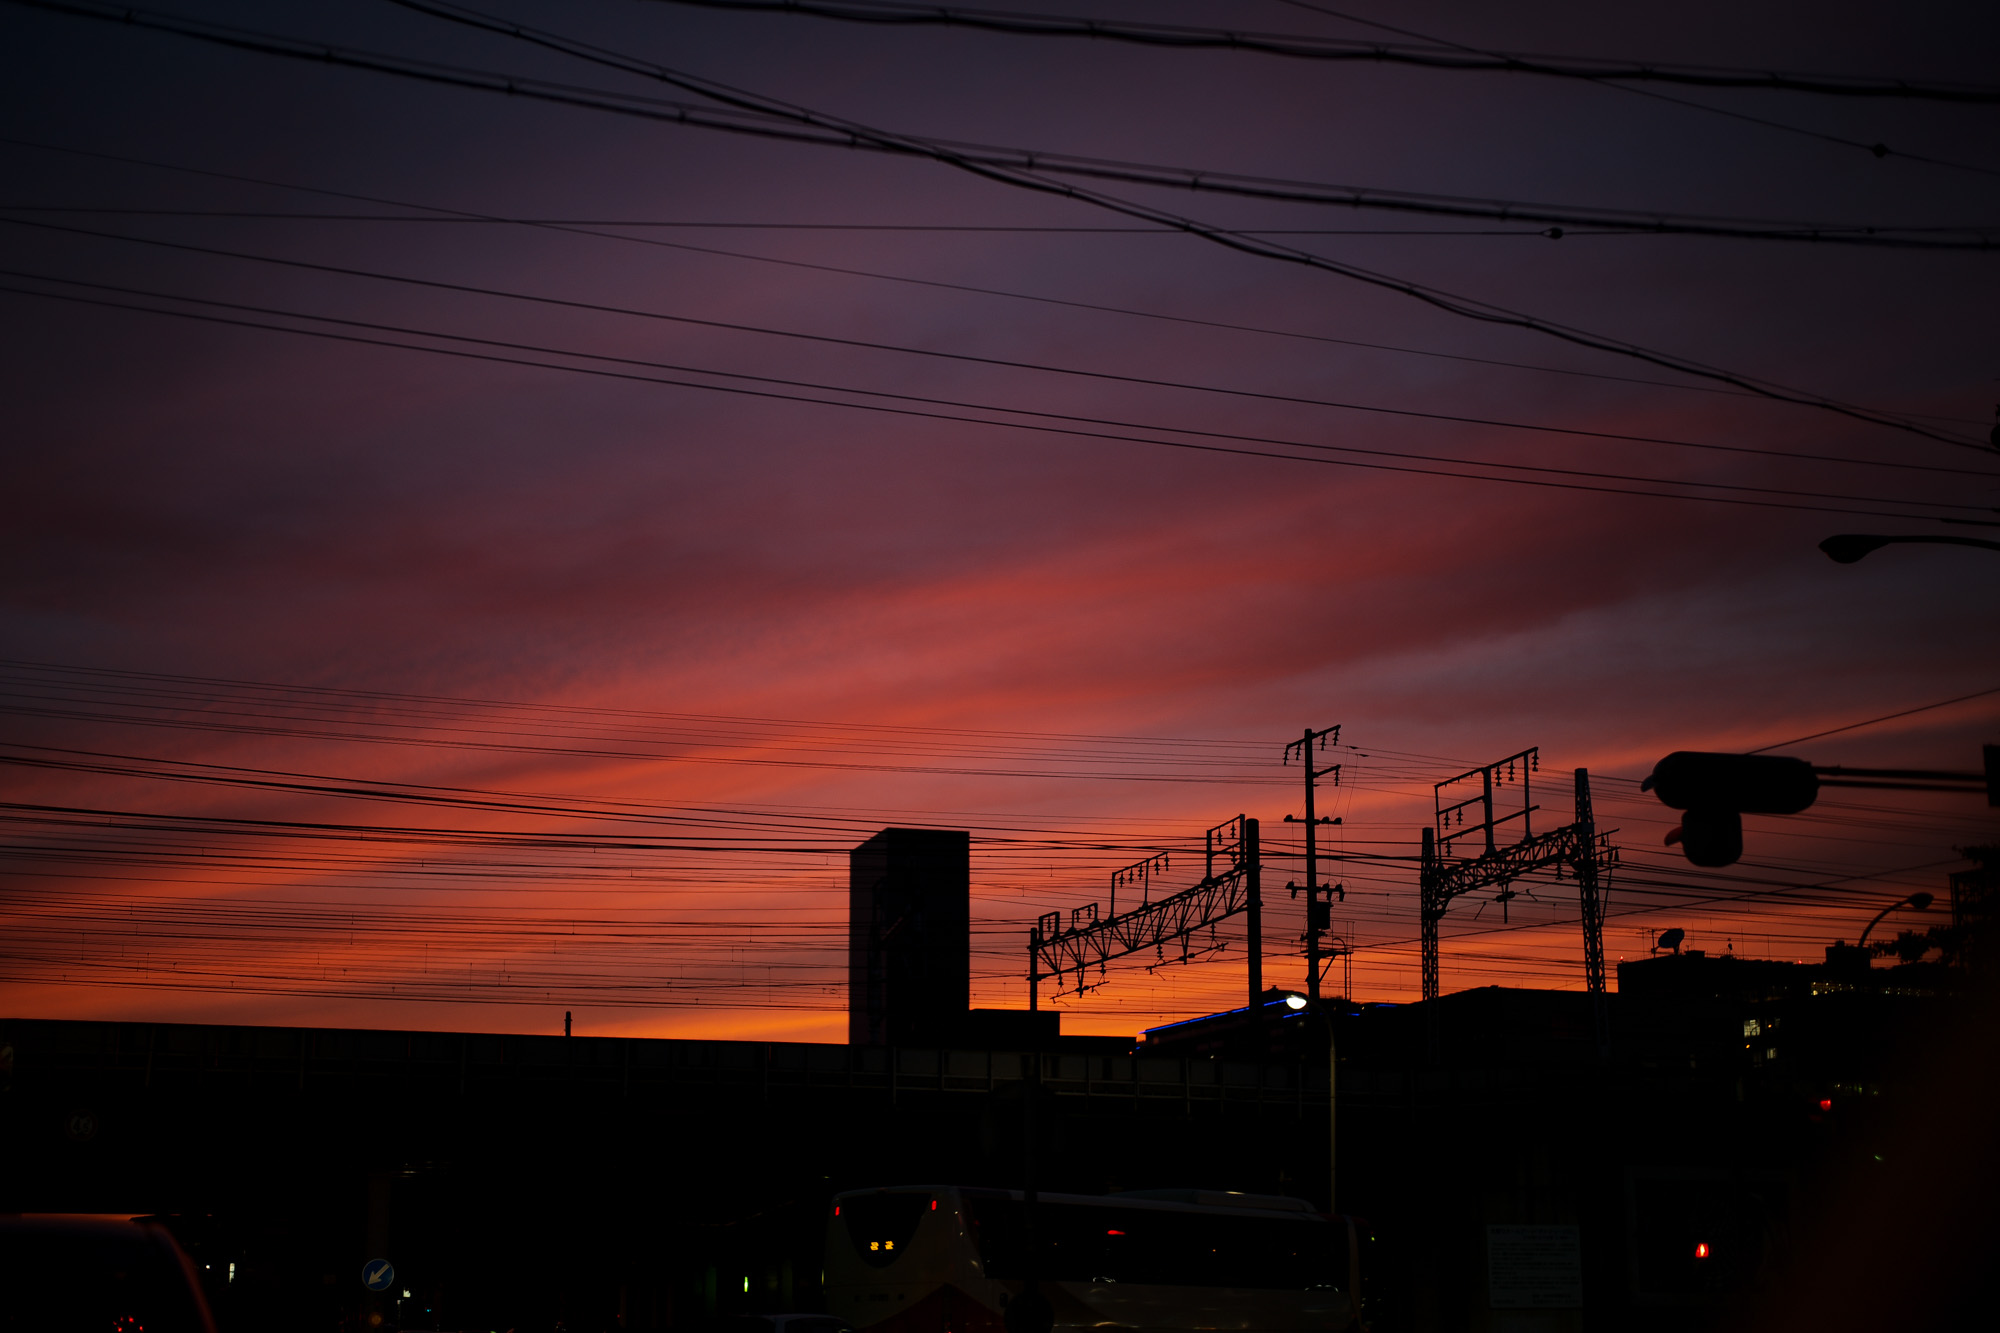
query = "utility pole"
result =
(1245, 817, 1263, 1011)
(1284, 725, 1342, 1002)
(1026, 924, 1041, 1012)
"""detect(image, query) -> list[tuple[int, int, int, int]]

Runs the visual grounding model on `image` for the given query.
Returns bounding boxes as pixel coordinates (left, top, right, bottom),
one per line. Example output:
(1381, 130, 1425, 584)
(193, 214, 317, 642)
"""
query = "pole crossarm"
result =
(1435, 746, 1538, 859)
(1033, 815, 1254, 997)
(1109, 850, 1171, 920)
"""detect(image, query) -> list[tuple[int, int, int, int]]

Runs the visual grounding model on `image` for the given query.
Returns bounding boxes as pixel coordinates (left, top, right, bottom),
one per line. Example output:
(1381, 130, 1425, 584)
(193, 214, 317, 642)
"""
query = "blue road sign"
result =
(362, 1260, 396, 1292)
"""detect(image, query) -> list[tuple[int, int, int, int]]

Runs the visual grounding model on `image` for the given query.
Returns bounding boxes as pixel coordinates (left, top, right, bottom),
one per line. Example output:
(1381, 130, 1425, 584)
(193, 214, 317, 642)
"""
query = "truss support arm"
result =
(1030, 815, 1261, 1001)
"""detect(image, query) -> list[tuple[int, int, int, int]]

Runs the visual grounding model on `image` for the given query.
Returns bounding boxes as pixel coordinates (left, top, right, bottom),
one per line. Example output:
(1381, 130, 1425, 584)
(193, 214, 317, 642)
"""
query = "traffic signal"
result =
(1642, 752, 1819, 867)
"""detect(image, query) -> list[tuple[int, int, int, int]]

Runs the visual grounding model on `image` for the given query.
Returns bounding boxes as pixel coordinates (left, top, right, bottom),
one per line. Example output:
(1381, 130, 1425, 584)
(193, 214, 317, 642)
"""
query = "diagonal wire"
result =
(390, 0, 1996, 452)
(5, 276, 1986, 521)
(1274, 0, 2000, 179)
(1746, 685, 2000, 754)
(1, 133, 1985, 426)
(7, 221, 1994, 480)
(650, 0, 2000, 104)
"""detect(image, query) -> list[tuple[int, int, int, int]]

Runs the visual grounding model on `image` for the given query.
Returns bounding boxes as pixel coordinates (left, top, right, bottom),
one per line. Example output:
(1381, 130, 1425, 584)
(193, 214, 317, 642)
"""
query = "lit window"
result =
(1742, 1018, 1760, 1037)
(885, 1241, 895, 1251)
(870, 1242, 880, 1251)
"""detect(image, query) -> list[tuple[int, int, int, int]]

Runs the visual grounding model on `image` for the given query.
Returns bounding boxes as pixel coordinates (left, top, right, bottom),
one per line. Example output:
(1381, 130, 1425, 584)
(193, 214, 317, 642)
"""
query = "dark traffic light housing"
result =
(1645, 747, 1995, 867)
(1644, 751, 1820, 814)
(1642, 752, 1819, 867)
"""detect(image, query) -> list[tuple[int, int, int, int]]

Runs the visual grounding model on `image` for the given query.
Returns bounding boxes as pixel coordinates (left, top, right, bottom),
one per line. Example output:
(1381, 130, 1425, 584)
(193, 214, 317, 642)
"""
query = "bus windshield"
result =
(841, 1190, 931, 1268)
(960, 1196, 1342, 1291)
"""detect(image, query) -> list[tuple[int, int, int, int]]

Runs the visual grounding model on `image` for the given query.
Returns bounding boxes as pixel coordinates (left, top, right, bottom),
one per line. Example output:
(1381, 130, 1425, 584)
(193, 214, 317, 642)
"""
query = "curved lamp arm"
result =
(1821, 534, 2000, 564)
(1857, 891, 1934, 948)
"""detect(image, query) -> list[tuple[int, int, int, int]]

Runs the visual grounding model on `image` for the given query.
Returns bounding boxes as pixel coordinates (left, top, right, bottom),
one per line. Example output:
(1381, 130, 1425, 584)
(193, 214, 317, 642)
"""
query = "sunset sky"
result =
(3, 0, 1997, 1042)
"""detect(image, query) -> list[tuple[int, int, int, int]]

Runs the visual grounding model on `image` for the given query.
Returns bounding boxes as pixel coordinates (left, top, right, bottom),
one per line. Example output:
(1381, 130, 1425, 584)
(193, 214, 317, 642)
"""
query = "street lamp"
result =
(1819, 534, 2000, 564)
(1857, 891, 1934, 950)
(1283, 990, 1337, 1216)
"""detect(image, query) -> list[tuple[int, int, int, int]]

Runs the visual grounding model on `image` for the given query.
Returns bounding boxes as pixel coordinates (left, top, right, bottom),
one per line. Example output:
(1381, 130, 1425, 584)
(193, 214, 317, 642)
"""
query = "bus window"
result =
(961, 1198, 1343, 1291)
(841, 1191, 931, 1268)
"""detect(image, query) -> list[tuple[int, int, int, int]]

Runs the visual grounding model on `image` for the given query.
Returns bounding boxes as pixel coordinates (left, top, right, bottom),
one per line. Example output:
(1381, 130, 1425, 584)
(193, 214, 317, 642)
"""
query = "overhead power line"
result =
(1274, 0, 2000, 180)
(5, 275, 1984, 522)
(0, 660, 1275, 757)
(0, 207, 1588, 237)
(17, 2, 1993, 450)
(0, 663, 1264, 754)
(4, 136, 1984, 426)
(0, 658, 1299, 787)
(18, 5, 1991, 250)
(8, 219, 1990, 482)
(389, 0, 2000, 452)
(3, 734, 1978, 1014)
(0, 667, 1299, 784)
(1745, 683, 2000, 754)
(648, 0, 2000, 104)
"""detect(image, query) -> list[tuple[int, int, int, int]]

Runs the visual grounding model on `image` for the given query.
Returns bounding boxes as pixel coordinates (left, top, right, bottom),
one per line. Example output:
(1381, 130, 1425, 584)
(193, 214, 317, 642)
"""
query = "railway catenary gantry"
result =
(1419, 751, 1618, 1059)
(1029, 815, 1262, 1012)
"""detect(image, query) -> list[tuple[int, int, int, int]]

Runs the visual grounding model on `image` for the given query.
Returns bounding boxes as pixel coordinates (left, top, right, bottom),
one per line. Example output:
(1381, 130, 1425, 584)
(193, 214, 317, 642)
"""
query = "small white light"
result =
(228, 1263, 236, 1283)
(402, 1290, 411, 1299)
(1284, 995, 1308, 1011)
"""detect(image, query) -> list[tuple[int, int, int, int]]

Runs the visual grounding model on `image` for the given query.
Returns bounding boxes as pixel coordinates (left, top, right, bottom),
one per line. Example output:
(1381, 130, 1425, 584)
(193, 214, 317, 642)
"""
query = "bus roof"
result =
(830, 1186, 1322, 1219)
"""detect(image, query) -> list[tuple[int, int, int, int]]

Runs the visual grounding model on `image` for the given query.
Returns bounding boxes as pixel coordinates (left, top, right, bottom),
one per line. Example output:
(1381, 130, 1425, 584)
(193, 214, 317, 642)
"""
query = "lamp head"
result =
(1818, 534, 1893, 564)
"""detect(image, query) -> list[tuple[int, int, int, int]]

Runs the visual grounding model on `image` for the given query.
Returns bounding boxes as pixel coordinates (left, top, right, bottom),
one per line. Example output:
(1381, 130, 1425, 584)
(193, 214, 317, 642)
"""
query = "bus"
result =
(824, 1186, 1360, 1333)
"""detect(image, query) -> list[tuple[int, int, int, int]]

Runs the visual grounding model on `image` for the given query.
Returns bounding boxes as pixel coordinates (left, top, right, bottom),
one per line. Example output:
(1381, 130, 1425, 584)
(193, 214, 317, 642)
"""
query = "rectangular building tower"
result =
(848, 827, 970, 1047)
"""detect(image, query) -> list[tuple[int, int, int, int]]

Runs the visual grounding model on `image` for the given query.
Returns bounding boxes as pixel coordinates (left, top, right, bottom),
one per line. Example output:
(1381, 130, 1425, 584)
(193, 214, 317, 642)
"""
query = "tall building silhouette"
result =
(848, 828, 970, 1046)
